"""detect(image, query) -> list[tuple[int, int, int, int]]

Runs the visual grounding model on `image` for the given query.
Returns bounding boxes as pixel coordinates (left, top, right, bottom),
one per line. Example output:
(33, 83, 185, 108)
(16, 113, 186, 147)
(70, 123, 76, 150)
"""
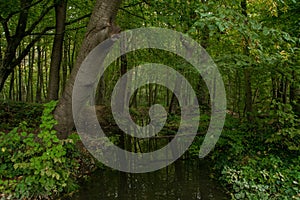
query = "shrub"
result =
(211, 115, 300, 200)
(221, 155, 300, 199)
(265, 101, 300, 151)
(0, 101, 80, 199)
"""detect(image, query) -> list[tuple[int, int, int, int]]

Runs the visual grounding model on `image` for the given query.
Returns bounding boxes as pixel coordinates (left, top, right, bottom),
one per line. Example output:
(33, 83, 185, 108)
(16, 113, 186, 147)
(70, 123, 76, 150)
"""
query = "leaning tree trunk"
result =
(54, 0, 122, 138)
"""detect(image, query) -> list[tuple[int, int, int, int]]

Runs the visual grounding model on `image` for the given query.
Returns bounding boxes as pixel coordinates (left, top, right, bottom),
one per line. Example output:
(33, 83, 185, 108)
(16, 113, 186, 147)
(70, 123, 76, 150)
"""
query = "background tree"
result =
(47, 0, 67, 101)
(0, 0, 55, 92)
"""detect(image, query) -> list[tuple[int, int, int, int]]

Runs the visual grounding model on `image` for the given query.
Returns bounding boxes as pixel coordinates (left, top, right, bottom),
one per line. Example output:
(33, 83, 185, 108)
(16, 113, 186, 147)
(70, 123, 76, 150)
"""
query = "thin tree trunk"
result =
(290, 70, 300, 115)
(0, 34, 2, 68)
(9, 71, 14, 100)
(61, 40, 68, 94)
(244, 69, 253, 119)
(36, 44, 42, 103)
(48, 0, 67, 101)
(168, 74, 181, 114)
(283, 77, 288, 104)
(130, 90, 138, 108)
(95, 76, 106, 104)
(70, 35, 77, 73)
(271, 75, 277, 102)
(44, 48, 48, 99)
(241, 0, 253, 121)
(148, 84, 153, 107)
(26, 46, 34, 102)
(18, 64, 22, 102)
(118, 44, 128, 166)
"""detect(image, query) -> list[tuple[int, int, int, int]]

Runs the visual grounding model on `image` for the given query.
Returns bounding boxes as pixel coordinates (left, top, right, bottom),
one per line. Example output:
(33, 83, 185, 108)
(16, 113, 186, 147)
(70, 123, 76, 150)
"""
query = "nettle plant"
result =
(0, 101, 80, 199)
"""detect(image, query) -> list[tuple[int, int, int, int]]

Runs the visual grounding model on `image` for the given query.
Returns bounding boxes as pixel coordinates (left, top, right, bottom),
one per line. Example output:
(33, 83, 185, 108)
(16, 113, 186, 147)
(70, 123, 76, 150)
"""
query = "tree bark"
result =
(241, 0, 253, 121)
(47, 0, 67, 101)
(54, 0, 122, 138)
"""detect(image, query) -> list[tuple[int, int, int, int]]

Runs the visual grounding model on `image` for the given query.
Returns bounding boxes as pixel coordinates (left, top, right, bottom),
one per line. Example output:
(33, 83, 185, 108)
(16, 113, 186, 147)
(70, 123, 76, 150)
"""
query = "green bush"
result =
(221, 155, 300, 200)
(0, 101, 80, 199)
(265, 101, 300, 151)
(211, 115, 300, 200)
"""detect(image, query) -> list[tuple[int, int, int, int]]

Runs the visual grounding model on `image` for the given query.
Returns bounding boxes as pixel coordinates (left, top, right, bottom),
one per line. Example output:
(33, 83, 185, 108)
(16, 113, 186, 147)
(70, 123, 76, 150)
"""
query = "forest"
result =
(0, 0, 299, 199)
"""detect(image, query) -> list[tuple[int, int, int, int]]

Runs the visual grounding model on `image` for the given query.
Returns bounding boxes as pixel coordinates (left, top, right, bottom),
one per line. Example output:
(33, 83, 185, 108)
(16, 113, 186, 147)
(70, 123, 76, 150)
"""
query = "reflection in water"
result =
(69, 160, 228, 200)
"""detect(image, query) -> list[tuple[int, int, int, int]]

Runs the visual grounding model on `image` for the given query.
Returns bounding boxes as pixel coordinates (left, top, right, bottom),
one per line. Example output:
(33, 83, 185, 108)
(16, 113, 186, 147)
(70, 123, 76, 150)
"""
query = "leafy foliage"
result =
(0, 101, 80, 199)
(211, 115, 300, 200)
(221, 155, 300, 199)
(0, 0, 299, 198)
(265, 101, 300, 151)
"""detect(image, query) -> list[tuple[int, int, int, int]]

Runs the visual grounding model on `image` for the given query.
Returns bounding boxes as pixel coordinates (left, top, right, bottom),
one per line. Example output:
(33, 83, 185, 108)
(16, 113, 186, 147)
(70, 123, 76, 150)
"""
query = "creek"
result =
(69, 159, 228, 200)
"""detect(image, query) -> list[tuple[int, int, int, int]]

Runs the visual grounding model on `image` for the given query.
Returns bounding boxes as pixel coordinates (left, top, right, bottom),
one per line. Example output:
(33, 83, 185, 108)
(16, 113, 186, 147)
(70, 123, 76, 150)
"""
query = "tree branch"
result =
(66, 25, 86, 32)
(0, 16, 11, 41)
(11, 26, 53, 69)
(4, 0, 46, 21)
(29, 25, 86, 36)
(12, 11, 91, 66)
(28, 13, 91, 36)
(122, 1, 144, 8)
(119, 8, 145, 20)
(65, 13, 91, 26)
(14, 0, 32, 39)
(24, 4, 55, 36)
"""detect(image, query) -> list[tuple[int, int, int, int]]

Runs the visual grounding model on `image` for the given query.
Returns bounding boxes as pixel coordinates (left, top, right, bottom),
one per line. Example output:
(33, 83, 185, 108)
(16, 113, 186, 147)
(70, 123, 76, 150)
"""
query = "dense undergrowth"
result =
(1, 100, 300, 199)
(206, 103, 300, 199)
(0, 101, 94, 199)
(0, 100, 43, 131)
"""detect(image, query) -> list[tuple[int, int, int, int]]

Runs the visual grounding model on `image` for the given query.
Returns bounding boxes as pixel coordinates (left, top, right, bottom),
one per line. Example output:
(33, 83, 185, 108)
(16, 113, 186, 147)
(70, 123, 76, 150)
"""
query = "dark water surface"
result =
(69, 160, 228, 200)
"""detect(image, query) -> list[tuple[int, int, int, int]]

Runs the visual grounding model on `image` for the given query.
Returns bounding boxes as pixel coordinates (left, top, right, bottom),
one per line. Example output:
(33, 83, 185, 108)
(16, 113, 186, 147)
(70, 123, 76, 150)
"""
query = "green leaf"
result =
(21, 132, 27, 137)
(263, 28, 270, 36)
(216, 21, 225, 32)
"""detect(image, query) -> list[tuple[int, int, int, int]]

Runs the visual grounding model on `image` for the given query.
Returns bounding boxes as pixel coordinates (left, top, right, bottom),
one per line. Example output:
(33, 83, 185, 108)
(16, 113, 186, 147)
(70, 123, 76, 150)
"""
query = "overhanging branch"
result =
(24, 4, 55, 36)
(11, 26, 53, 69)
(119, 8, 145, 20)
(4, 0, 46, 21)
(0, 17, 11, 41)
(65, 13, 91, 26)
(28, 13, 91, 36)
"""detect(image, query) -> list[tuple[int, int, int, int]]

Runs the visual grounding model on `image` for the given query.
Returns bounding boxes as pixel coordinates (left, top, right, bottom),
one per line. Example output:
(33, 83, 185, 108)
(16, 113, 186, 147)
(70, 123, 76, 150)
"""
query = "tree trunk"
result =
(244, 69, 253, 119)
(26, 46, 34, 102)
(290, 70, 300, 115)
(168, 74, 181, 114)
(61, 39, 68, 94)
(54, 0, 122, 138)
(117, 44, 128, 165)
(18, 64, 22, 102)
(36, 45, 42, 103)
(9, 71, 14, 100)
(95, 76, 106, 105)
(47, 0, 67, 101)
(241, 0, 253, 121)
